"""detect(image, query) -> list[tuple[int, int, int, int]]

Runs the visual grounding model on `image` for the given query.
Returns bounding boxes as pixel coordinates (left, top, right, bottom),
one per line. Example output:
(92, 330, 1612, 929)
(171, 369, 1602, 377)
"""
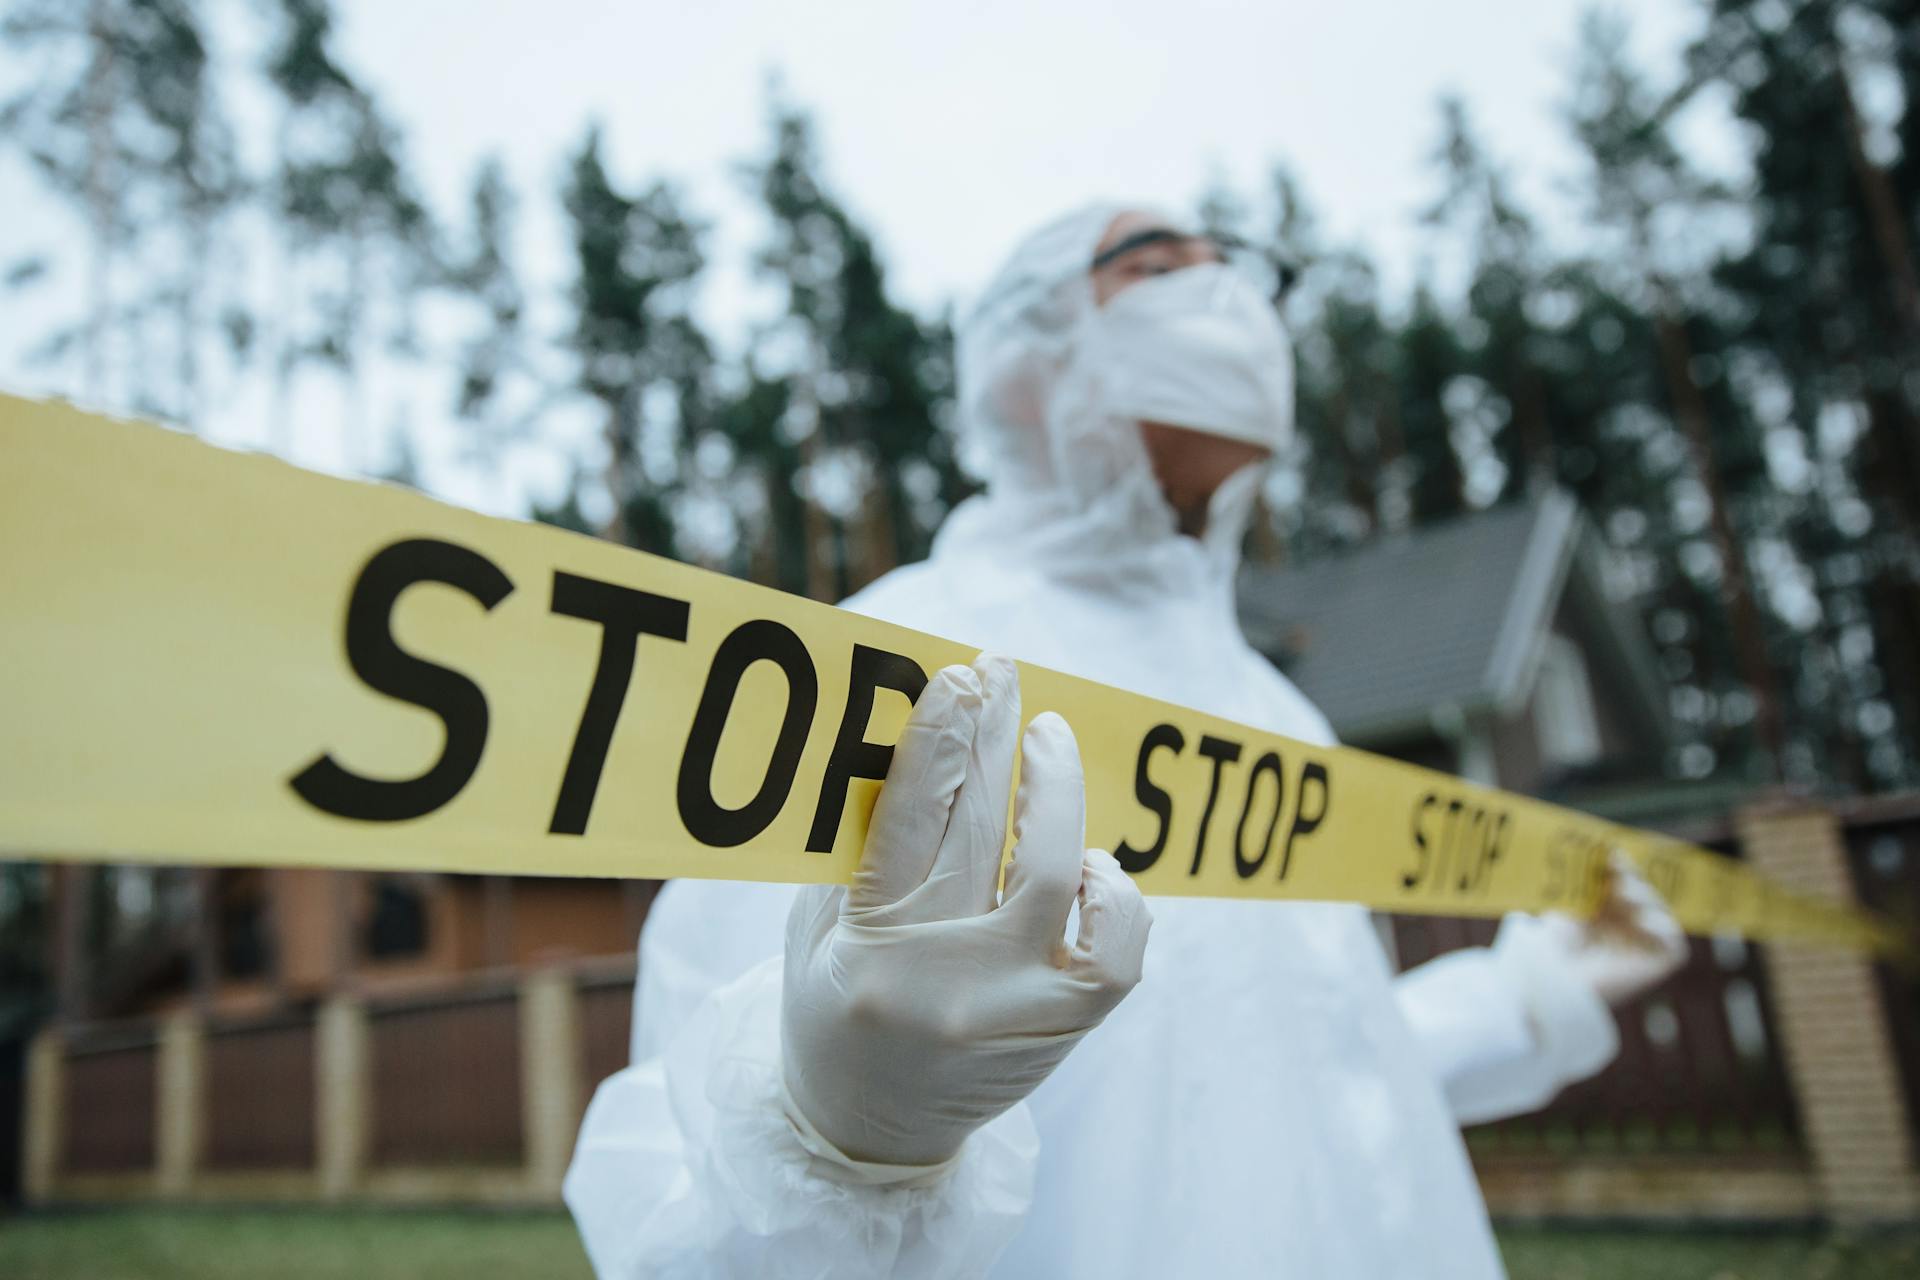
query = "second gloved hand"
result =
(1532, 850, 1690, 1007)
(781, 653, 1152, 1173)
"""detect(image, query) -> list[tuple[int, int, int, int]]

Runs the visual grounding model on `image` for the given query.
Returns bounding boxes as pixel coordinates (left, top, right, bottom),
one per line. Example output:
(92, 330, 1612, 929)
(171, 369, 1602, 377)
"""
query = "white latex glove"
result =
(1536, 850, 1690, 1007)
(781, 652, 1152, 1174)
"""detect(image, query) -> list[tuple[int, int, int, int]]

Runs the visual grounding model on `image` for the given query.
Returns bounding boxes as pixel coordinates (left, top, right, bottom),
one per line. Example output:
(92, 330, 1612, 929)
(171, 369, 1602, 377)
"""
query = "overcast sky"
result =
(1, 0, 1734, 510)
(341, 0, 1720, 309)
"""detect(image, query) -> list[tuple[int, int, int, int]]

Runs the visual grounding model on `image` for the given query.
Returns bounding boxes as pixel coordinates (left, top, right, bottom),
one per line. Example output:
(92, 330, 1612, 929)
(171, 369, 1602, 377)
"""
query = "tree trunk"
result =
(1866, 573, 1920, 786)
(1836, 64, 1920, 339)
(178, 209, 207, 428)
(600, 403, 630, 546)
(53, 866, 91, 1022)
(1651, 306, 1789, 778)
(344, 223, 368, 474)
(1510, 361, 1556, 498)
(1333, 386, 1378, 530)
(82, 0, 113, 402)
(271, 112, 296, 457)
(190, 869, 219, 1013)
(1835, 62, 1920, 511)
(856, 473, 899, 594)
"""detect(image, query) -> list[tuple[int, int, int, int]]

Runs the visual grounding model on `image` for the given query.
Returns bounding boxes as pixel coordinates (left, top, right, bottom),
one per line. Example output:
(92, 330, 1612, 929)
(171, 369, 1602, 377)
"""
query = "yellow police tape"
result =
(0, 394, 1902, 954)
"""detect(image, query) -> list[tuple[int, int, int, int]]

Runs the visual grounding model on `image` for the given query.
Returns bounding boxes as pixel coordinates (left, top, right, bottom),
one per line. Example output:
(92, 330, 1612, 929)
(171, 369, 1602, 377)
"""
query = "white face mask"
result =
(1085, 263, 1296, 453)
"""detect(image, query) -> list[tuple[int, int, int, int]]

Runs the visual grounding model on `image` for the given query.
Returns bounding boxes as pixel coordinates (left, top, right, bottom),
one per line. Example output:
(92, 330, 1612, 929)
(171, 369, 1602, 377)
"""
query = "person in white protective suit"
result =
(565, 204, 1689, 1278)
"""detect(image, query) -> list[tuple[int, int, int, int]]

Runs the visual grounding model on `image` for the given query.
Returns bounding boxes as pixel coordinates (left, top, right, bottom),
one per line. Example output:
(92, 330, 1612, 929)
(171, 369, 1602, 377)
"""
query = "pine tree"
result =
(1423, 98, 1558, 497)
(559, 124, 708, 555)
(123, 0, 242, 425)
(1695, 0, 1920, 786)
(262, 0, 433, 469)
(1, 0, 236, 410)
(443, 155, 547, 483)
(1570, 10, 1790, 778)
(741, 102, 961, 599)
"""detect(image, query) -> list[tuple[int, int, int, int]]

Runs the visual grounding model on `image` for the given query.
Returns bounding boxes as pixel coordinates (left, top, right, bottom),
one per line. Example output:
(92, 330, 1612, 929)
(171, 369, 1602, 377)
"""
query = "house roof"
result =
(1237, 490, 1669, 747)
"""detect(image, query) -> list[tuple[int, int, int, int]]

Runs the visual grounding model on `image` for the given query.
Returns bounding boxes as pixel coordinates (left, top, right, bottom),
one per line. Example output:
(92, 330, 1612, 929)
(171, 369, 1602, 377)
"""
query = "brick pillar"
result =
(22, 1028, 64, 1204)
(520, 968, 582, 1200)
(155, 1012, 204, 1196)
(316, 996, 369, 1200)
(1736, 800, 1920, 1222)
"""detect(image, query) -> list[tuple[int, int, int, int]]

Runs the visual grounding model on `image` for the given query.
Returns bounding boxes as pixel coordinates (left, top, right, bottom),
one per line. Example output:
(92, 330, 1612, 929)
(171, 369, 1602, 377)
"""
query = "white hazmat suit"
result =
(566, 205, 1649, 1278)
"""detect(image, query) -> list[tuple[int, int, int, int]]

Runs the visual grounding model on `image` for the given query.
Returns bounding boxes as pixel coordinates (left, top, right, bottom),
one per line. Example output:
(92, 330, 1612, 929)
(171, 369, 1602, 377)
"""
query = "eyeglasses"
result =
(1089, 227, 1298, 303)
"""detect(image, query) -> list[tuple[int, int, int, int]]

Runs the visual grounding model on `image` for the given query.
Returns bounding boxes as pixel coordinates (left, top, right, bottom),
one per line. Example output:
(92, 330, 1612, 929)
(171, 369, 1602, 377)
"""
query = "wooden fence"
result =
(19, 798, 1920, 1221)
(1394, 917, 1803, 1158)
(23, 962, 624, 1206)
(1843, 795, 1920, 1158)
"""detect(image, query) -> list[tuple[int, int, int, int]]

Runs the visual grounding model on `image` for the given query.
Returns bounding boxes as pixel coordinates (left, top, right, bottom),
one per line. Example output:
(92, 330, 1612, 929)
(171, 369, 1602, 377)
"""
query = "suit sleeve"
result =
(566, 902, 1038, 1278)
(1391, 915, 1620, 1125)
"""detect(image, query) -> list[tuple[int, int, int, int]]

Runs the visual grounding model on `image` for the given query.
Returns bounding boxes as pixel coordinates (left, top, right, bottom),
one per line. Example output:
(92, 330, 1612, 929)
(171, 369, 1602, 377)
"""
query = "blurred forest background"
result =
(3, 0, 1920, 1035)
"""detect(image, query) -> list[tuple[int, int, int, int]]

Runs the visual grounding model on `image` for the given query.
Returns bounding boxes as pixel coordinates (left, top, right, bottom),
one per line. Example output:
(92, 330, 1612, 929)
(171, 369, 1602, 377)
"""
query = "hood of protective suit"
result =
(944, 204, 1295, 587)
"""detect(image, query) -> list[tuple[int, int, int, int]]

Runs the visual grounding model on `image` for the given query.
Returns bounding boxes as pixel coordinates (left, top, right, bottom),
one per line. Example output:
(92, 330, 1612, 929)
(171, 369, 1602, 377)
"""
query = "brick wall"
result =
(1736, 801, 1920, 1222)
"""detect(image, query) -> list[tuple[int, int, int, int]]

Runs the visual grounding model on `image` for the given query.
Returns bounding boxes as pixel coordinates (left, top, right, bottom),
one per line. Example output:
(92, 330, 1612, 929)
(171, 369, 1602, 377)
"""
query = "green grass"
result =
(1497, 1225, 1920, 1280)
(0, 1208, 594, 1280)
(0, 1209, 1916, 1278)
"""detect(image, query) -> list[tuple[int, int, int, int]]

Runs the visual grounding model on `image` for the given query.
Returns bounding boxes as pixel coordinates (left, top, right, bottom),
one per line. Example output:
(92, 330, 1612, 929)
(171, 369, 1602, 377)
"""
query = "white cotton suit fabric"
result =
(565, 204, 1619, 1278)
